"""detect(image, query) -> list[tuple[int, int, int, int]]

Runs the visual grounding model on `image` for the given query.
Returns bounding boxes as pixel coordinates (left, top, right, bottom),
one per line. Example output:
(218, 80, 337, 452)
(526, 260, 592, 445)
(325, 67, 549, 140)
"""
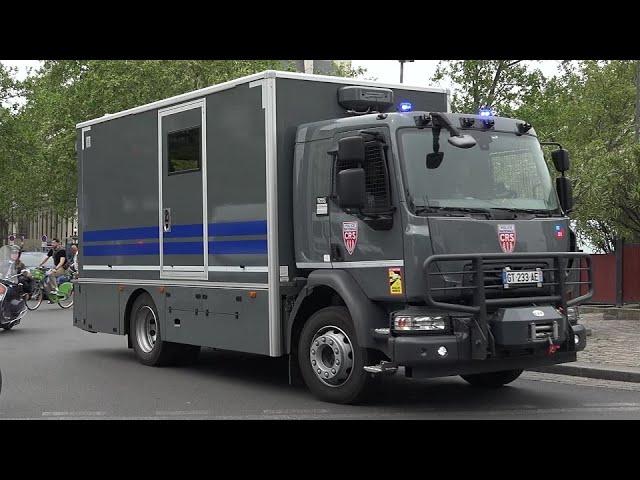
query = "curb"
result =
(530, 362, 640, 383)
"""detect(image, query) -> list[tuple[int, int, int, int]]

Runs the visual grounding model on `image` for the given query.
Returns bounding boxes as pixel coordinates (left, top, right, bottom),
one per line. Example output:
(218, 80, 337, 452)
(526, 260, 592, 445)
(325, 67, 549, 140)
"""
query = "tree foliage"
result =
(0, 60, 284, 220)
(433, 60, 640, 252)
(0, 60, 368, 240)
(432, 60, 545, 116)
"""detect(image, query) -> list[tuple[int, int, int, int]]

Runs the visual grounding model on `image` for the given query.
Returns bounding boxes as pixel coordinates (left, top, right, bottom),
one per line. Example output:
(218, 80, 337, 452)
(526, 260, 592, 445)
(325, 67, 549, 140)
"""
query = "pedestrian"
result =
(68, 244, 79, 273)
(38, 238, 67, 296)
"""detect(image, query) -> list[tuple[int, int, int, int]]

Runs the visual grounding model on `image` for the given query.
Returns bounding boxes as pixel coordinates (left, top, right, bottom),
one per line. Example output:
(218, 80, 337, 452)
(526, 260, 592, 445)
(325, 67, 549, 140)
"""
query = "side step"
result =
(364, 361, 398, 374)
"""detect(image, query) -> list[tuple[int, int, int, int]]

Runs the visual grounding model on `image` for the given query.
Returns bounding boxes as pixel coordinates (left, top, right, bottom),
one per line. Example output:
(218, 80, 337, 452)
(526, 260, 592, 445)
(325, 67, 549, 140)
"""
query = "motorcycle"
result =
(0, 245, 28, 330)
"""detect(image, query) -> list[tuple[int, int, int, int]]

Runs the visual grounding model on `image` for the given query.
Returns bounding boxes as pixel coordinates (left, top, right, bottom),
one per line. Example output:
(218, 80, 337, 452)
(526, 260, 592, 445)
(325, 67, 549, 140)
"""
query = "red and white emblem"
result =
(342, 221, 358, 255)
(498, 224, 516, 253)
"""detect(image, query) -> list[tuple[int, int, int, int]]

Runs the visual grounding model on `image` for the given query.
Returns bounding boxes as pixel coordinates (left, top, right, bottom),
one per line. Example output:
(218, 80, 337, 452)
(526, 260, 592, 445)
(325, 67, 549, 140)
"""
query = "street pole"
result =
(398, 60, 414, 83)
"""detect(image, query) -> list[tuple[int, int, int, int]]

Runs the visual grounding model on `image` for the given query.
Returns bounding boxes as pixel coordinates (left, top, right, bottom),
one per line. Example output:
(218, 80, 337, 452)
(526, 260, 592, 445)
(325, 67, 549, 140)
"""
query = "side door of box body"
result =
(159, 100, 208, 280)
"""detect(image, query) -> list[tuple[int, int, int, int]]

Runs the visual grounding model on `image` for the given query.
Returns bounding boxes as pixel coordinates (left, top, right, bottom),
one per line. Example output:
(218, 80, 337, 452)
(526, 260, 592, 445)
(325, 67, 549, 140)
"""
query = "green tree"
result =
(3, 60, 283, 218)
(519, 61, 639, 251)
(432, 60, 545, 116)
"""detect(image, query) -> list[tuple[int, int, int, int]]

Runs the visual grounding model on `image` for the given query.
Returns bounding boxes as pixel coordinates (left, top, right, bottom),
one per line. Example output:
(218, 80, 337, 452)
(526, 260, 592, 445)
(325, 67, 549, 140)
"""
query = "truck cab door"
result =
(328, 128, 406, 300)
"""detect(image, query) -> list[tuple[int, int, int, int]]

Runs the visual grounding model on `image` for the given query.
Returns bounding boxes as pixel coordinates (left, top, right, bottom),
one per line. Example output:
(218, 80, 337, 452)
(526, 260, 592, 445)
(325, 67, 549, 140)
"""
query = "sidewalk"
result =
(531, 312, 640, 382)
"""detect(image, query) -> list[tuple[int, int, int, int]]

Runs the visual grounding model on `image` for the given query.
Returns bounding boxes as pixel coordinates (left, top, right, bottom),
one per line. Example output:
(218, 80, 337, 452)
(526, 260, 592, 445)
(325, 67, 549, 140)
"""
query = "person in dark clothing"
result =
(39, 238, 67, 295)
(14, 249, 33, 296)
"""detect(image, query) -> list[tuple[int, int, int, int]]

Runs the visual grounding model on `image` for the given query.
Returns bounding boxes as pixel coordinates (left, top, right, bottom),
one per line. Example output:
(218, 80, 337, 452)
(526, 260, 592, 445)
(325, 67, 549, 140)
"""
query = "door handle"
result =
(163, 207, 172, 233)
(330, 243, 343, 262)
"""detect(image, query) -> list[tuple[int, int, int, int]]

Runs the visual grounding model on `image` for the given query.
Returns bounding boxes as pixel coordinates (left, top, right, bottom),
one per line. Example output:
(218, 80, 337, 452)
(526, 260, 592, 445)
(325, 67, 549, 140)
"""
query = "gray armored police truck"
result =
(75, 70, 593, 404)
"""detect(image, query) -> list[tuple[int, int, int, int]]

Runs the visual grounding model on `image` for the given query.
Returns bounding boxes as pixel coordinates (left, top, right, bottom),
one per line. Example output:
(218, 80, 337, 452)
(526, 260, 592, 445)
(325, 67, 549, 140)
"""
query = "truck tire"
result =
(298, 306, 377, 404)
(460, 369, 523, 388)
(129, 292, 177, 366)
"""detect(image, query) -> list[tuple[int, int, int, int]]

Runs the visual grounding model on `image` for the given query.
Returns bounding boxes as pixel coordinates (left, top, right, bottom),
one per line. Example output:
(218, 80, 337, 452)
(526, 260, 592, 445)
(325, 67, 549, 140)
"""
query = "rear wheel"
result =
(298, 306, 377, 404)
(26, 286, 43, 311)
(1, 323, 14, 331)
(460, 369, 523, 388)
(129, 293, 178, 366)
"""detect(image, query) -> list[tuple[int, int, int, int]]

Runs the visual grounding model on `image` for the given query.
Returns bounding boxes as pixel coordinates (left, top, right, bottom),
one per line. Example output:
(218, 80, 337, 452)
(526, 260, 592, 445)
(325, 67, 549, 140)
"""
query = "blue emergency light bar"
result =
(399, 102, 413, 112)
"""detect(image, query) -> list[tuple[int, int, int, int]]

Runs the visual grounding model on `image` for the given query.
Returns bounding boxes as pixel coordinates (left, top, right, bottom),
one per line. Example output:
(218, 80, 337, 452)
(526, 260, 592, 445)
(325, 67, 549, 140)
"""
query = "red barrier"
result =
(579, 244, 640, 304)
(623, 244, 640, 303)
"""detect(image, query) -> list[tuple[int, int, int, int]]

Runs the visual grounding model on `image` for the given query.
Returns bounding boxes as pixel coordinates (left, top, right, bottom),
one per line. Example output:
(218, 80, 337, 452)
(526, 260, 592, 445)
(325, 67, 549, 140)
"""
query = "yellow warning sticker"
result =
(388, 267, 403, 295)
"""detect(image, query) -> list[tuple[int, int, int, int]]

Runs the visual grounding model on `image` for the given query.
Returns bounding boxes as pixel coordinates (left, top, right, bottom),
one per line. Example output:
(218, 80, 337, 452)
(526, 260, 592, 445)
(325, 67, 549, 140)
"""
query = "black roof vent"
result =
(338, 86, 394, 114)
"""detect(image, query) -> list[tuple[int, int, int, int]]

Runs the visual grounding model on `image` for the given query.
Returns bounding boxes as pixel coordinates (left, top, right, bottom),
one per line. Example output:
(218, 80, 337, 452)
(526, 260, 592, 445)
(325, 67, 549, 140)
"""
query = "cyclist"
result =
(57, 244, 79, 286)
(38, 238, 67, 296)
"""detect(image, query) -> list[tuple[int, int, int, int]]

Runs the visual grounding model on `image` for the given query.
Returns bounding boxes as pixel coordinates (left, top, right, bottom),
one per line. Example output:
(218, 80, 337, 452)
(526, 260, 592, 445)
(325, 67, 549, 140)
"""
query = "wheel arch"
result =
(286, 270, 388, 356)
(123, 288, 153, 337)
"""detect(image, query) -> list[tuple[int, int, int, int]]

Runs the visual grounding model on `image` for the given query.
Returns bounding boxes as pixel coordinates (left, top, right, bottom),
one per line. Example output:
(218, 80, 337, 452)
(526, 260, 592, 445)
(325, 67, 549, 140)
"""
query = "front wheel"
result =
(298, 306, 378, 404)
(26, 286, 43, 311)
(58, 283, 74, 309)
(460, 369, 523, 388)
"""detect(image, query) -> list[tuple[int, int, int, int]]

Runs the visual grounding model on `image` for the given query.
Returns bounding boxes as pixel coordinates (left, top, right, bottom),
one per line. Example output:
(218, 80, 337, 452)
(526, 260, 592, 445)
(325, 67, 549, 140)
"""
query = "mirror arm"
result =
(430, 112, 462, 137)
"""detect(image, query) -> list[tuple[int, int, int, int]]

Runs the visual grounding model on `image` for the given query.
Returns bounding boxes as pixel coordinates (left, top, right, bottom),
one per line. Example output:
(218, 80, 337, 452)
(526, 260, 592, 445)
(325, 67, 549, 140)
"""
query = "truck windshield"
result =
(398, 128, 560, 213)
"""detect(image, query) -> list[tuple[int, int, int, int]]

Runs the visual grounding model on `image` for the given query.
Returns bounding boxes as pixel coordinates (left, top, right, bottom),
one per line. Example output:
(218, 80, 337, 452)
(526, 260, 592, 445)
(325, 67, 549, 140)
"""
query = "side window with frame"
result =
(334, 135, 392, 213)
(168, 126, 201, 175)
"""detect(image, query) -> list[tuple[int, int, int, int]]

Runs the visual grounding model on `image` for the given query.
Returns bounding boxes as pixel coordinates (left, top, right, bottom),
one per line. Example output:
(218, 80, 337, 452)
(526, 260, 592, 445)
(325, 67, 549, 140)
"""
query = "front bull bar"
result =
(423, 252, 593, 360)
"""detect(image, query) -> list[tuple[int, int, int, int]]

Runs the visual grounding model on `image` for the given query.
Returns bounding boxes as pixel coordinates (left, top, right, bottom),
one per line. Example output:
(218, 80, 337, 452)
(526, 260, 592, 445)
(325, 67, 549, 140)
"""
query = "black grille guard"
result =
(423, 252, 593, 359)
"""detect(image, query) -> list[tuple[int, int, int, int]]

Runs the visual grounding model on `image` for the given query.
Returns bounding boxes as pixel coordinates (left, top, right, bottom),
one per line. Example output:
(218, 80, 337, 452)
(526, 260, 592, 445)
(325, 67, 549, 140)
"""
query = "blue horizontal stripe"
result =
(209, 240, 267, 255)
(84, 243, 159, 256)
(84, 240, 267, 256)
(209, 220, 267, 236)
(164, 241, 203, 255)
(164, 224, 203, 239)
(84, 226, 158, 242)
(84, 220, 267, 242)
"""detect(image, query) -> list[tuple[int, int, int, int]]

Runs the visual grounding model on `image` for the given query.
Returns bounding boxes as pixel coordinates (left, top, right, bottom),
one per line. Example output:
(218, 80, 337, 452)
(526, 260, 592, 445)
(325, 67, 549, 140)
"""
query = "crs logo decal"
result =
(342, 221, 358, 255)
(498, 224, 516, 253)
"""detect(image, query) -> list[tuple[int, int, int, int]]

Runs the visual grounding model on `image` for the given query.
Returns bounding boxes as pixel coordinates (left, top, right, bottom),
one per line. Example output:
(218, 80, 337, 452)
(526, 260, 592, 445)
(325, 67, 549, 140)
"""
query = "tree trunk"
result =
(636, 60, 640, 142)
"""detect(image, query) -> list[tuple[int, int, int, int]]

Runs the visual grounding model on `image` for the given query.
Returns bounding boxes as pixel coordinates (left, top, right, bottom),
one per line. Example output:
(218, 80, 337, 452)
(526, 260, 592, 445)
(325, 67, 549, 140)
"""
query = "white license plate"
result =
(502, 269, 543, 287)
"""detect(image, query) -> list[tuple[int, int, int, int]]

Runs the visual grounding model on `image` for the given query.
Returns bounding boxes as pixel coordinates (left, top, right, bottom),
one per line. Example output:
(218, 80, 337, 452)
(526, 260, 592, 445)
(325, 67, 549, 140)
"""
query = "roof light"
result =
(399, 101, 413, 112)
(479, 106, 493, 117)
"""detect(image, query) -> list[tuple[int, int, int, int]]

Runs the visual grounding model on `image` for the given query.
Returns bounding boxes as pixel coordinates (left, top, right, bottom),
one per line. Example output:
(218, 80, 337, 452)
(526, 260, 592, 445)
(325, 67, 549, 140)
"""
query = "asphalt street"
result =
(2, 305, 640, 420)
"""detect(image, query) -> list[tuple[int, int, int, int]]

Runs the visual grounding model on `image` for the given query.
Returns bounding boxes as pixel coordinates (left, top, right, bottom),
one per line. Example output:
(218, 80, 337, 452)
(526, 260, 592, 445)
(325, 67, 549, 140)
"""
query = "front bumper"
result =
(389, 323, 586, 378)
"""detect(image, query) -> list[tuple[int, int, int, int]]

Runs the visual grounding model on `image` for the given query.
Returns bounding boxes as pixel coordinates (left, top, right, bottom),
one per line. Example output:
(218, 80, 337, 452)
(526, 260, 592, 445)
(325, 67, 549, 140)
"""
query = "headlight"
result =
(567, 307, 579, 325)
(393, 314, 447, 332)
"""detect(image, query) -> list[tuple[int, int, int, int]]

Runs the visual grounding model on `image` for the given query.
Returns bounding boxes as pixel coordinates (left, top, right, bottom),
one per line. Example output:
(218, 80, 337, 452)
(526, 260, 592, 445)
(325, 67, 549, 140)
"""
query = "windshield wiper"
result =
(488, 207, 561, 217)
(414, 206, 492, 217)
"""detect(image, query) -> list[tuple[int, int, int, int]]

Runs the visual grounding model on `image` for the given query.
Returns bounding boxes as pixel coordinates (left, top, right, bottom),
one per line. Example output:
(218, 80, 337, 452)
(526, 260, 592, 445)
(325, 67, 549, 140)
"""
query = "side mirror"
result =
(556, 176, 574, 213)
(338, 136, 365, 164)
(337, 168, 366, 209)
(552, 149, 570, 172)
(448, 134, 476, 149)
(426, 152, 444, 169)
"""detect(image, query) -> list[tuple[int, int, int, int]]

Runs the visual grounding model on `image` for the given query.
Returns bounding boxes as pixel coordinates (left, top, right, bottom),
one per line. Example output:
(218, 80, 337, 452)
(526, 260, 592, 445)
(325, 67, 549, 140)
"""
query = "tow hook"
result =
(364, 361, 398, 375)
(546, 337, 561, 355)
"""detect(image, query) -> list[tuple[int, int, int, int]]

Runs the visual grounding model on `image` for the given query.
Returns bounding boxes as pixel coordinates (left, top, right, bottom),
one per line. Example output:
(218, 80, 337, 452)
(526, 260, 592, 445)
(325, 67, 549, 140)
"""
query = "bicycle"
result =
(25, 266, 74, 310)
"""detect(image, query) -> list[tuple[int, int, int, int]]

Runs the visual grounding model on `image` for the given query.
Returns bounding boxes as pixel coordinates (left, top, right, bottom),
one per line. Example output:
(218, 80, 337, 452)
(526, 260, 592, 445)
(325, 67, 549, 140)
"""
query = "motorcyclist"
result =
(13, 249, 33, 297)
